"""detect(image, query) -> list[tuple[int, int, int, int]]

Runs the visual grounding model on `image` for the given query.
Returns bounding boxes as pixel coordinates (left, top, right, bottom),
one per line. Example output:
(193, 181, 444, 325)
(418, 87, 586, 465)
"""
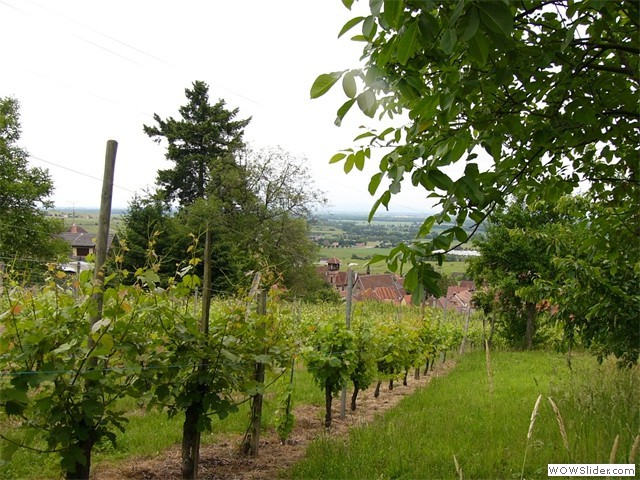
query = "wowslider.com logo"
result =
(548, 464, 635, 477)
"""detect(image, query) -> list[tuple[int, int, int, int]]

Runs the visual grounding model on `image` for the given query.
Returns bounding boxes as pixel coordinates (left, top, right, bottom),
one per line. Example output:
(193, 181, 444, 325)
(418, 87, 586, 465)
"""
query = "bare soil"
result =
(92, 361, 455, 480)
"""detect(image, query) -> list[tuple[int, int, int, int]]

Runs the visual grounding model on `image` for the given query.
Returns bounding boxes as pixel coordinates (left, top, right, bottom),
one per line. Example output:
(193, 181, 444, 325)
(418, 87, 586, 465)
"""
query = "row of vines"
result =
(0, 265, 485, 479)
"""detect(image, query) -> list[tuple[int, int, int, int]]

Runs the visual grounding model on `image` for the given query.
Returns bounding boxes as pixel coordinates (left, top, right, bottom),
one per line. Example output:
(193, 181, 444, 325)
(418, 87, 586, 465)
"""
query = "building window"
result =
(76, 247, 90, 257)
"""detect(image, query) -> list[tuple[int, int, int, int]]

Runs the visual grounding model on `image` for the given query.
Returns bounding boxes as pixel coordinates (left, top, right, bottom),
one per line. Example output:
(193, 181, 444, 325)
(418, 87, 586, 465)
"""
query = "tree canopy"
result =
(144, 80, 251, 207)
(132, 88, 327, 297)
(467, 198, 568, 349)
(313, 0, 638, 361)
(0, 97, 67, 276)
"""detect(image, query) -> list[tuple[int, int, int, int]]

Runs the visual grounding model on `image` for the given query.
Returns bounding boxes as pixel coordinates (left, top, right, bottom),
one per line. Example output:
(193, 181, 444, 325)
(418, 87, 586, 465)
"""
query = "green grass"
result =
(0, 366, 323, 479)
(288, 351, 639, 479)
(3, 352, 637, 479)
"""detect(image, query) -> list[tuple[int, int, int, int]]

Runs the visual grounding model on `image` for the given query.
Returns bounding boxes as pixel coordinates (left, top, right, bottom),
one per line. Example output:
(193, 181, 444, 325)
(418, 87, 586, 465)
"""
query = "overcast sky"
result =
(1, 0, 434, 215)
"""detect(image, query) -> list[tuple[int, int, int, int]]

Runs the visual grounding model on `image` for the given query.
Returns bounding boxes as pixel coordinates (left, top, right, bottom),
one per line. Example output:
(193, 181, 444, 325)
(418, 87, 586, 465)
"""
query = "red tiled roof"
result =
(357, 274, 400, 290)
(460, 280, 476, 290)
(446, 286, 467, 297)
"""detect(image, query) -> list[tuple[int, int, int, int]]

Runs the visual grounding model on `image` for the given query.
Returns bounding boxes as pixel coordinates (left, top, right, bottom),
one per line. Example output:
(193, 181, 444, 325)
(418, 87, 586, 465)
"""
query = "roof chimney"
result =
(70, 223, 78, 233)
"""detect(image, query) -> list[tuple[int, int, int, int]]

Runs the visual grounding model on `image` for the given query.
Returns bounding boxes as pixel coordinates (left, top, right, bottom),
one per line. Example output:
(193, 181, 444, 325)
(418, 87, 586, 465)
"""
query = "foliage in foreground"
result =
(313, 0, 639, 364)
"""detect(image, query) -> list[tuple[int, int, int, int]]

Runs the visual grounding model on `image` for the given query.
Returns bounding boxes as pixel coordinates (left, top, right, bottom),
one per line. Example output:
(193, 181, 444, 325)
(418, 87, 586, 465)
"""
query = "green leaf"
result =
(90, 317, 111, 333)
(440, 28, 457, 54)
(356, 90, 377, 118)
(341, 0, 355, 10)
(418, 216, 436, 237)
(383, 0, 404, 29)
(396, 21, 419, 65)
(329, 152, 347, 164)
(354, 150, 366, 171)
(468, 28, 489, 65)
(220, 348, 240, 362)
(404, 267, 418, 291)
(52, 342, 73, 354)
(1, 441, 20, 463)
(342, 71, 357, 98)
(310, 71, 345, 99)
(338, 16, 365, 38)
(411, 284, 425, 305)
(335, 98, 356, 126)
(370, 0, 383, 16)
(354, 131, 375, 141)
(0, 387, 28, 405)
(460, 7, 480, 42)
(448, 135, 469, 162)
(144, 269, 160, 286)
(344, 155, 356, 174)
(429, 170, 454, 191)
(444, 226, 468, 243)
(362, 15, 377, 40)
(478, 2, 513, 37)
(367, 254, 388, 265)
(369, 172, 384, 195)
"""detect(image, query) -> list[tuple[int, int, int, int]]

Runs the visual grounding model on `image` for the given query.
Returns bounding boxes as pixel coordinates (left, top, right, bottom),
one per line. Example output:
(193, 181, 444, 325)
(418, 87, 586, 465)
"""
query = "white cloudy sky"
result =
(1, 0, 434, 214)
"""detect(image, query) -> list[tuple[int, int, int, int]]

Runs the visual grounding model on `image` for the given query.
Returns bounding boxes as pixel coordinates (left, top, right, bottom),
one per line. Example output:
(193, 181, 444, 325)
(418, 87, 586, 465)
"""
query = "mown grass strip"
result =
(288, 350, 639, 479)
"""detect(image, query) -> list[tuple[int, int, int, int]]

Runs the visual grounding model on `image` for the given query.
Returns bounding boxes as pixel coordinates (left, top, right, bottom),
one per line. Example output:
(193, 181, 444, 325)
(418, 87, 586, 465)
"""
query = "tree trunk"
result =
(65, 435, 94, 480)
(403, 368, 409, 386)
(389, 379, 394, 391)
(414, 367, 420, 380)
(423, 358, 430, 376)
(182, 402, 202, 479)
(374, 381, 382, 398)
(324, 384, 333, 428)
(525, 301, 535, 350)
(350, 383, 360, 411)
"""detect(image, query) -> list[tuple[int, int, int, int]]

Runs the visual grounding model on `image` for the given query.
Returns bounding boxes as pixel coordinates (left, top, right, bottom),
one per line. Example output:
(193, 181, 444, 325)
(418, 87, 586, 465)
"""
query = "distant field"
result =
(49, 210, 123, 234)
(318, 247, 468, 277)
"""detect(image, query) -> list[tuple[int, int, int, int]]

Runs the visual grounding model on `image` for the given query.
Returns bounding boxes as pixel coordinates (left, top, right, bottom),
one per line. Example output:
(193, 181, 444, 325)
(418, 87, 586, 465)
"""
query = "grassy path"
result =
(288, 350, 639, 479)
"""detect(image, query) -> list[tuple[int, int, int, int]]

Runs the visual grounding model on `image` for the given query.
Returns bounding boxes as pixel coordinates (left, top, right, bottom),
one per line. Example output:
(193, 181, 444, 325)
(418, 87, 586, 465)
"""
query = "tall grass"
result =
(289, 351, 639, 479)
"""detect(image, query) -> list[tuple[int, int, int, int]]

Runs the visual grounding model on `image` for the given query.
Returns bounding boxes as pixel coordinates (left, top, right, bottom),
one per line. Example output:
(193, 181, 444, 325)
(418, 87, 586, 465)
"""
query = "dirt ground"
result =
(92, 361, 455, 480)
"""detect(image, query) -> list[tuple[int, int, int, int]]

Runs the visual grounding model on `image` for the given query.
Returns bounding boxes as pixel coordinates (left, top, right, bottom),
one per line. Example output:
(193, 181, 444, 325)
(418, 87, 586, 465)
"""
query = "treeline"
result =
(313, 218, 485, 248)
(1, 83, 338, 302)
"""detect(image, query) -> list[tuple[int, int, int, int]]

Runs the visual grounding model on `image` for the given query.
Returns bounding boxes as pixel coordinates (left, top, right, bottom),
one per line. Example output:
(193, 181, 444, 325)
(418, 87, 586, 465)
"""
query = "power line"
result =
(1, 0, 261, 106)
(24, 0, 170, 66)
(28, 154, 139, 195)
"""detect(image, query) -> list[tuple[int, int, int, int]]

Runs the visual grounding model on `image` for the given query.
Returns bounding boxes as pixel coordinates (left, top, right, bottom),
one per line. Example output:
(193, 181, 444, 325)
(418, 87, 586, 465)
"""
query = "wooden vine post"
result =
(340, 267, 354, 419)
(181, 225, 212, 479)
(75, 139, 117, 480)
(242, 273, 267, 456)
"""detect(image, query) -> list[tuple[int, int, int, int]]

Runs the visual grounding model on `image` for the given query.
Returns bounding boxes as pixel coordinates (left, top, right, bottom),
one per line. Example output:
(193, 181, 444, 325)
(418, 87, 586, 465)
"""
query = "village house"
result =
(317, 256, 407, 304)
(429, 283, 476, 313)
(57, 224, 116, 261)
